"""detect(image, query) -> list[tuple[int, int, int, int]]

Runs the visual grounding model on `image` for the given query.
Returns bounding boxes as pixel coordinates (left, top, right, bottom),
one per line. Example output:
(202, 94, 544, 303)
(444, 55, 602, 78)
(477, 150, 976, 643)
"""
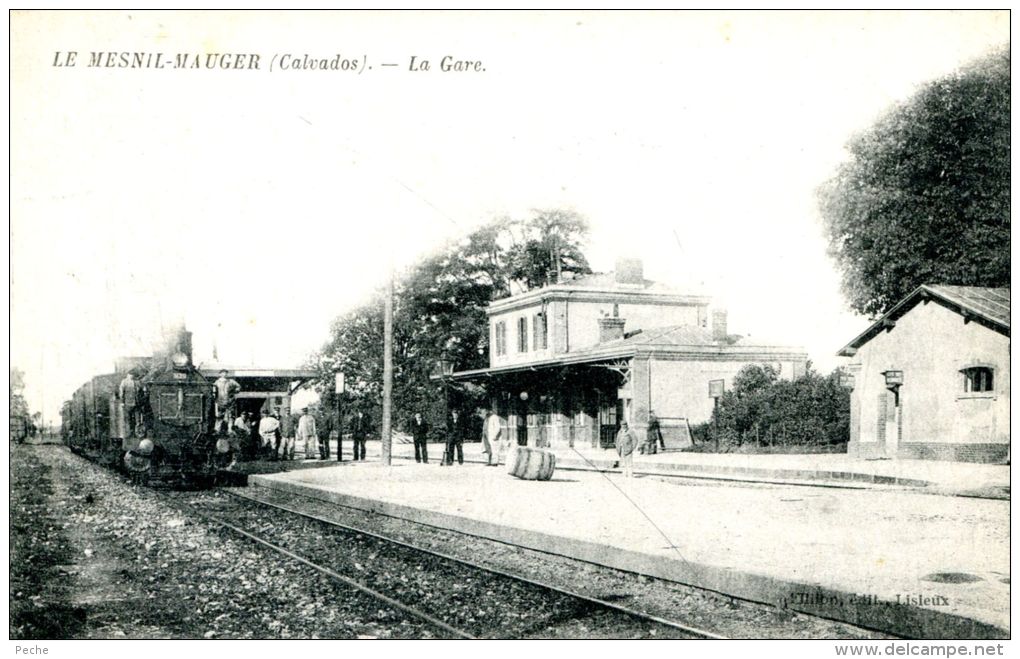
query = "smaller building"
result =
(197, 364, 316, 437)
(837, 285, 1010, 463)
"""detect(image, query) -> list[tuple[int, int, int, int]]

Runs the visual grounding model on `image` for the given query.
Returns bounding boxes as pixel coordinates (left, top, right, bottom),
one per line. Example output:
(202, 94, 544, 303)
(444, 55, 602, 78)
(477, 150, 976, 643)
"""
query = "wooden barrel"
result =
(508, 446, 556, 481)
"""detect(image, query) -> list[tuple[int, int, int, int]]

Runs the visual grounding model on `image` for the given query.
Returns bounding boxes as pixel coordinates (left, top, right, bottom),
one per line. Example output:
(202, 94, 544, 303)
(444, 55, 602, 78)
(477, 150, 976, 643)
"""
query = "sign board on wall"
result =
(335, 372, 345, 394)
(709, 379, 725, 398)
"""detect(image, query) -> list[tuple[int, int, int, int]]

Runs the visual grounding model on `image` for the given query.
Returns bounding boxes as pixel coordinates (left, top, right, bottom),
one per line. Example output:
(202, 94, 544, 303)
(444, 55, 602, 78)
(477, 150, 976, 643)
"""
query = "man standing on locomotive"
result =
(118, 370, 142, 437)
(213, 369, 242, 436)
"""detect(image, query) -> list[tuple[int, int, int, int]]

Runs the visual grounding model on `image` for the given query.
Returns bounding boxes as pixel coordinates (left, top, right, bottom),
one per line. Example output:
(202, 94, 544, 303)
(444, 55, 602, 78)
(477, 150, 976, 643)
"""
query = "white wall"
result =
(851, 301, 1010, 447)
(649, 357, 805, 425)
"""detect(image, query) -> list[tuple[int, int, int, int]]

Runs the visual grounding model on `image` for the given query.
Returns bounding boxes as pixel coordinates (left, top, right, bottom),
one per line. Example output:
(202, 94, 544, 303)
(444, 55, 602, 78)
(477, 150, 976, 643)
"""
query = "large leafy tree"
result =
(507, 209, 593, 289)
(313, 211, 593, 435)
(819, 47, 1009, 317)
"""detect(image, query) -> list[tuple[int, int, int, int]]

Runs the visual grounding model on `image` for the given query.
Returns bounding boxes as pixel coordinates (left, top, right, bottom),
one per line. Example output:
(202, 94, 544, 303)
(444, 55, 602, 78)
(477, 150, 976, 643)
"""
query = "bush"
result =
(690, 364, 849, 452)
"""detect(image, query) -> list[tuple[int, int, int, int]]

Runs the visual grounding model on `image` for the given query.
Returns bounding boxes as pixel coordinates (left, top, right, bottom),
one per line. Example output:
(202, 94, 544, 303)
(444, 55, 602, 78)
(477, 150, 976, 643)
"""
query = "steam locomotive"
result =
(63, 327, 232, 486)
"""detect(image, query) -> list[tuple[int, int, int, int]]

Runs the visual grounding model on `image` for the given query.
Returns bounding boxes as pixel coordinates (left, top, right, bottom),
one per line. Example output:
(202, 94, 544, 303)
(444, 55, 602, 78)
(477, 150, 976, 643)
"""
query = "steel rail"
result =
(189, 507, 476, 639)
(220, 488, 728, 640)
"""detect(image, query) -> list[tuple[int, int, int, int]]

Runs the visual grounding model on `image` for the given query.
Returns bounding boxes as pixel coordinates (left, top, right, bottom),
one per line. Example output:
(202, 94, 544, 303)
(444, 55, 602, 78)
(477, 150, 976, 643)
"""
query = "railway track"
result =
(187, 488, 727, 639)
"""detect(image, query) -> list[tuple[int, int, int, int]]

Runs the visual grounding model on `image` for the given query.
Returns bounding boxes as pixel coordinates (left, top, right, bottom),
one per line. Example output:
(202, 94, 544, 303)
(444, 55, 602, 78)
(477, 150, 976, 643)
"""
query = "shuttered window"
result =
(517, 317, 528, 353)
(533, 313, 548, 350)
(494, 321, 507, 356)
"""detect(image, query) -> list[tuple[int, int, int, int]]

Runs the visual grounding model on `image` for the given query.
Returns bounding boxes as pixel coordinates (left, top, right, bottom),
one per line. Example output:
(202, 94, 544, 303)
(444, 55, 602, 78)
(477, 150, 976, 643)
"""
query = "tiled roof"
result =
(619, 325, 719, 346)
(926, 285, 1010, 328)
(564, 271, 679, 294)
(838, 285, 1010, 355)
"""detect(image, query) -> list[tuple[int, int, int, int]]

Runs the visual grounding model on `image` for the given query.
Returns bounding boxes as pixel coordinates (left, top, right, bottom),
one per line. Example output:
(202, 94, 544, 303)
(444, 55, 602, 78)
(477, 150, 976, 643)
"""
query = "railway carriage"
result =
(65, 327, 231, 485)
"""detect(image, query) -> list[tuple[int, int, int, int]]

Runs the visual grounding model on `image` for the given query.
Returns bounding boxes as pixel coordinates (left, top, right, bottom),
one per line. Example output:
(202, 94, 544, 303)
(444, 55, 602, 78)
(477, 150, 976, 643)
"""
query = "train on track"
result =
(62, 327, 232, 486)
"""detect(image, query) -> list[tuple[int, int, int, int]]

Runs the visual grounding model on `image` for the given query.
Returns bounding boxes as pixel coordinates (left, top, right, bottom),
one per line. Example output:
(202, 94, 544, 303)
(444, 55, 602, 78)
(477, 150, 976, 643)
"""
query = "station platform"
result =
(250, 456, 1009, 639)
(315, 439, 1008, 499)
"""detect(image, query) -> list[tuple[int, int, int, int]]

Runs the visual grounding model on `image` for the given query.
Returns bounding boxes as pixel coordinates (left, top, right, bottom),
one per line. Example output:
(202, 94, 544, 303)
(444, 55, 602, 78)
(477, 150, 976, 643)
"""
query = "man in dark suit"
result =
(442, 409, 465, 466)
(411, 412, 429, 463)
(351, 410, 370, 461)
(317, 411, 333, 460)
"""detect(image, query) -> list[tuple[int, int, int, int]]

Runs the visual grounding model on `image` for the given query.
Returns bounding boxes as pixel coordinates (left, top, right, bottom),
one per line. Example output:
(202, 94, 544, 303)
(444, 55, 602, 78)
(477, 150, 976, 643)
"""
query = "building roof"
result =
(837, 285, 1010, 356)
(197, 363, 317, 380)
(449, 325, 806, 380)
(489, 274, 710, 314)
(557, 271, 681, 294)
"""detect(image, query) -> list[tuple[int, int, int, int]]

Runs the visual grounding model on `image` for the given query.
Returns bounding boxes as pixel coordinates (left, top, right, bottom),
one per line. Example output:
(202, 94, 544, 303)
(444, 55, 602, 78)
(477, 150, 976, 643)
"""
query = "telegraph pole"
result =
(381, 270, 394, 465)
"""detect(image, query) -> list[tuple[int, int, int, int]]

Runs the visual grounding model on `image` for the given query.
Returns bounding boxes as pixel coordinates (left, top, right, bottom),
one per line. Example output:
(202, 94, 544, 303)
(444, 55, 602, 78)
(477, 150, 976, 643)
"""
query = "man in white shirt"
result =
(258, 413, 281, 460)
(483, 409, 503, 466)
(296, 409, 318, 460)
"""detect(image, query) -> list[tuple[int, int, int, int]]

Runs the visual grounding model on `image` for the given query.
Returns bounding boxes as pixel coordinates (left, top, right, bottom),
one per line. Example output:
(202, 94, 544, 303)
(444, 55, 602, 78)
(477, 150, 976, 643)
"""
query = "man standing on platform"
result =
(258, 412, 281, 461)
(483, 409, 502, 466)
(644, 410, 665, 455)
(615, 421, 638, 478)
(411, 412, 429, 463)
(351, 409, 369, 461)
(317, 410, 333, 460)
(296, 408, 318, 459)
(443, 409, 465, 466)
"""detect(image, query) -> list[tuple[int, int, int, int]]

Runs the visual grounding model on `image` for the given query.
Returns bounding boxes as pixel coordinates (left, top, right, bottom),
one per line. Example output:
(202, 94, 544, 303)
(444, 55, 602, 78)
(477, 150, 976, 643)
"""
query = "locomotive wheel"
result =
(124, 450, 153, 474)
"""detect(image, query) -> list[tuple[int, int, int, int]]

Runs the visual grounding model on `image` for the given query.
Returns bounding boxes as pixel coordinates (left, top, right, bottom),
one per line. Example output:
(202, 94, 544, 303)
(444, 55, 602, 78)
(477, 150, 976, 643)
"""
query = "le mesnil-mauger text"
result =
(51, 51, 487, 73)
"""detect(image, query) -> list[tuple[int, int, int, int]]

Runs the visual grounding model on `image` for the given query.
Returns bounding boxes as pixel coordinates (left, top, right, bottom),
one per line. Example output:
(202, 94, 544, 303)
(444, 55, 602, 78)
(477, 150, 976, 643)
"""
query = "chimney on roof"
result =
(614, 258, 644, 285)
(711, 309, 728, 342)
(598, 316, 626, 343)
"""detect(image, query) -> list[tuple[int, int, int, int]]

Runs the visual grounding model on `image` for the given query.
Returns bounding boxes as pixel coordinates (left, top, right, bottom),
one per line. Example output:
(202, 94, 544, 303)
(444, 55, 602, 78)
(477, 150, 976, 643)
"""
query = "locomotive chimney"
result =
(165, 323, 193, 363)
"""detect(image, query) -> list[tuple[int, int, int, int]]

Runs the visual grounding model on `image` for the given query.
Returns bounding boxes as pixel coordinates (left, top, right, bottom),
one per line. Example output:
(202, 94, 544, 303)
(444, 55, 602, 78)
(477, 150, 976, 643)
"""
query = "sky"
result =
(10, 10, 1009, 424)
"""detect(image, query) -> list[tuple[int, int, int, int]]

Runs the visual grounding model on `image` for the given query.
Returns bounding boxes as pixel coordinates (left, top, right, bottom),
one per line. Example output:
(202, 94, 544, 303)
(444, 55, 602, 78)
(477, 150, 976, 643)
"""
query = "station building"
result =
(450, 259, 808, 449)
(837, 285, 1010, 463)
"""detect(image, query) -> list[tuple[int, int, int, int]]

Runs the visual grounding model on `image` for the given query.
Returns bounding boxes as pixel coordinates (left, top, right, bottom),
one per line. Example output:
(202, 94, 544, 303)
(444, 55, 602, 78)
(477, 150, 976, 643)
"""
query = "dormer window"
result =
(962, 366, 994, 393)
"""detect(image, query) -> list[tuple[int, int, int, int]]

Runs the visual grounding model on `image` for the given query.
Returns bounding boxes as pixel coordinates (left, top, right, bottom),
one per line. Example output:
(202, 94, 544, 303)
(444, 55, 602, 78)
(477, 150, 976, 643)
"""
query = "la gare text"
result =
(51, 52, 486, 73)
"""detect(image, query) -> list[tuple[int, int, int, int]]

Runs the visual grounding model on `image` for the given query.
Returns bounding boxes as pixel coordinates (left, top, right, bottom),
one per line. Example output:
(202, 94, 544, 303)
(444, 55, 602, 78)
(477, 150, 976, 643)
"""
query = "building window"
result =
(533, 313, 548, 351)
(517, 317, 529, 353)
(494, 321, 507, 356)
(962, 366, 994, 393)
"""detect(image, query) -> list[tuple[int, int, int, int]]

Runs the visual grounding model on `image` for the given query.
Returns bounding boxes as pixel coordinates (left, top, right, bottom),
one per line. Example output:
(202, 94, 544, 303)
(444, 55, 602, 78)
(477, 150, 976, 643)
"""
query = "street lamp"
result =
(437, 358, 455, 466)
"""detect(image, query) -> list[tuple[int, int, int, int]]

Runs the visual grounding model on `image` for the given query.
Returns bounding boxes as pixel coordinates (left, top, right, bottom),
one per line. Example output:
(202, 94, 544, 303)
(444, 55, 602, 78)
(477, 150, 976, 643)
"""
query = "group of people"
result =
(208, 366, 667, 477)
(408, 409, 468, 466)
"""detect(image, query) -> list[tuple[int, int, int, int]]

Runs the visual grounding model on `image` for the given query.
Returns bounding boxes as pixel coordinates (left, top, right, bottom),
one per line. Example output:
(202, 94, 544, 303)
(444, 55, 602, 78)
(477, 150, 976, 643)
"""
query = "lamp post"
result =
(438, 358, 454, 464)
(708, 379, 724, 450)
(335, 372, 345, 462)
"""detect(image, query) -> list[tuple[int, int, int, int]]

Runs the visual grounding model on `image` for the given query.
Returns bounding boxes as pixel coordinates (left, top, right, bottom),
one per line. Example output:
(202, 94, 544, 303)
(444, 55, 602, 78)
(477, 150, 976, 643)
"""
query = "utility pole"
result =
(381, 270, 394, 466)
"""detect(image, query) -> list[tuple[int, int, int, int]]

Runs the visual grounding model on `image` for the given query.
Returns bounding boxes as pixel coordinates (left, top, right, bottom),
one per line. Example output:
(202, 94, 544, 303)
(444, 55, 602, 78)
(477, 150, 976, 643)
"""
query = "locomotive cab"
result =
(120, 350, 227, 481)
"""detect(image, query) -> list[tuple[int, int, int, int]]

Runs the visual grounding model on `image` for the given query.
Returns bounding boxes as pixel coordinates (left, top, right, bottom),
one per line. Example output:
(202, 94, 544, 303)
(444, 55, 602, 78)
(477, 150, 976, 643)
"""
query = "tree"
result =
(818, 47, 1009, 317)
(507, 209, 593, 289)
